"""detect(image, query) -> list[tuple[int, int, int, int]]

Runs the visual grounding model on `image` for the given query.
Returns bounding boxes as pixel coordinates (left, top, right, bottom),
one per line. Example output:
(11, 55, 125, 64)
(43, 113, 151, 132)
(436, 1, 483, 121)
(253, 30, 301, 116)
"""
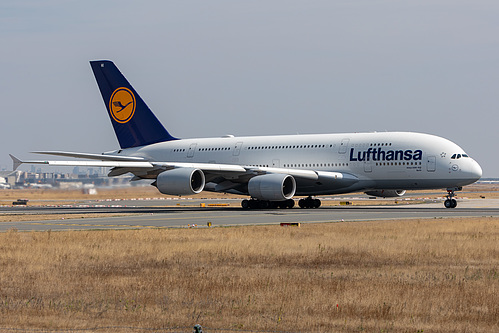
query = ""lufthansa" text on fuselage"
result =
(349, 148, 423, 162)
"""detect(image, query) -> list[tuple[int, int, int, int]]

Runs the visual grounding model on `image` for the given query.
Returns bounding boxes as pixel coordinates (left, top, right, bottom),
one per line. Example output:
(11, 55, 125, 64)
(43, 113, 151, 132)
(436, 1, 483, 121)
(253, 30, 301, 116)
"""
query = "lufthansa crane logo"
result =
(109, 87, 136, 123)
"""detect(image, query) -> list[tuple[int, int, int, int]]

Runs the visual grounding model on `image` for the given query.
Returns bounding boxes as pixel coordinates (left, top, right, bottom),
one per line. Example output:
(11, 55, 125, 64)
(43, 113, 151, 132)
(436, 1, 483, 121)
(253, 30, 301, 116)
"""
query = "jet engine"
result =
(155, 168, 205, 195)
(364, 189, 406, 197)
(248, 174, 296, 201)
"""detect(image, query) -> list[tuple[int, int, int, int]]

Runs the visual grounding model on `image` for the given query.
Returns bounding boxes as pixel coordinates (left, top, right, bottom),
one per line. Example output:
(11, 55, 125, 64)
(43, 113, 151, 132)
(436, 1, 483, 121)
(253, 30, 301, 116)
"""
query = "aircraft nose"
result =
(468, 159, 482, 182)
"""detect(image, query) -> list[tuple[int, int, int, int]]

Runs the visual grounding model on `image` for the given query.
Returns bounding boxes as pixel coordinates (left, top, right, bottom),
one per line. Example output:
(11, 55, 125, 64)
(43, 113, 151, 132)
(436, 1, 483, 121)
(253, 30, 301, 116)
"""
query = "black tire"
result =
(249, 199, 258, 209)
(298, 199, 305, 208)
(241, 199, 249, 209)
(259, 200, 269, 209)
(305, 198, 313, 208)
(444, 199, 452, 208)
(451, 199, 457, 208)
(314, 199, 321, 208)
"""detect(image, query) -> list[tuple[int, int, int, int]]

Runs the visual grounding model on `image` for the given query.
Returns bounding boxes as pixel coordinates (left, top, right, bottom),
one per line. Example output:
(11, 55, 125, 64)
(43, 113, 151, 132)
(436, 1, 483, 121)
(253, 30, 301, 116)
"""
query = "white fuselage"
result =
(113, 131, 482, 196)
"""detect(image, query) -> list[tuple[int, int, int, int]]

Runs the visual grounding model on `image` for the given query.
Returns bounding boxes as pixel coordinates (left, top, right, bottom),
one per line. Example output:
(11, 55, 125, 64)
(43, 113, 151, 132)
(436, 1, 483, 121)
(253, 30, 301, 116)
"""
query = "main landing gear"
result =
(241, 196, 322, 209)
(241, 198, 295, 209)
(444, 187, 462, 209)
(298, 196, 321, 209)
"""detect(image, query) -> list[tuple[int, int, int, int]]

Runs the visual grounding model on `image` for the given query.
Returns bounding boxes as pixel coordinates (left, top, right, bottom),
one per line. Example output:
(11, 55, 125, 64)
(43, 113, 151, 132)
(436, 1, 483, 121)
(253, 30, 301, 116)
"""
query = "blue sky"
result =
(1, 0, 498, 176)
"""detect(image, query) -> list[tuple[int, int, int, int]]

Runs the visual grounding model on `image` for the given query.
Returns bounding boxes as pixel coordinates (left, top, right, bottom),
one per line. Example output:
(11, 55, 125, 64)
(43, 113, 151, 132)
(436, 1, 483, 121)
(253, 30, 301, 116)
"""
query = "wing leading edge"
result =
(9, 152, 358, 184)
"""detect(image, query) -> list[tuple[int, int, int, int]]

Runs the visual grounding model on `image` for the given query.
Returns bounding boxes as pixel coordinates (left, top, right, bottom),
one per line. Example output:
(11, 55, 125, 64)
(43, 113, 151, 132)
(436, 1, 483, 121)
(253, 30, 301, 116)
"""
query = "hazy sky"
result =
(1, 0, 498, 177)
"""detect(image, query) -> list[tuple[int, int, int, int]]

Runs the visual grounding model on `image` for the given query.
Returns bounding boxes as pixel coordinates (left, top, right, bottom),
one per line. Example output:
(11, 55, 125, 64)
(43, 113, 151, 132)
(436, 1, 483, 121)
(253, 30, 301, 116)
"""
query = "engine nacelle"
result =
(364, 189, 406, 198)
(248, 174, 296, 201)
(156, 168, 205, 195)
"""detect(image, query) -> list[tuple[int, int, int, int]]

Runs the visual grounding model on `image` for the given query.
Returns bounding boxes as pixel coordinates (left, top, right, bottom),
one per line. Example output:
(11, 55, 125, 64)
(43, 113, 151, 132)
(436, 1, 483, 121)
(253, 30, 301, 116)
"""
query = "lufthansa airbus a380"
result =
(11, 60, 482, 209)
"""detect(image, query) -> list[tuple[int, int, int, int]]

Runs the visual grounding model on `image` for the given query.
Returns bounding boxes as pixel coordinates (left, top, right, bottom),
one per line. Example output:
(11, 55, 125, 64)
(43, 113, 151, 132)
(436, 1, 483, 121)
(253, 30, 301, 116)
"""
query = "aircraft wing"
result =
(10, 154, 248, 174)
(10, 153, 357, 192)
(11, 154, 308, 177)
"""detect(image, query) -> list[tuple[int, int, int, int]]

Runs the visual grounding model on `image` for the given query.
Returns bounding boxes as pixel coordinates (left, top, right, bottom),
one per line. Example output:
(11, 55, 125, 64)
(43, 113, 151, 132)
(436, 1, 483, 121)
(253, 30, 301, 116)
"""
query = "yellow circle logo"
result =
(109, 87, 136, 123)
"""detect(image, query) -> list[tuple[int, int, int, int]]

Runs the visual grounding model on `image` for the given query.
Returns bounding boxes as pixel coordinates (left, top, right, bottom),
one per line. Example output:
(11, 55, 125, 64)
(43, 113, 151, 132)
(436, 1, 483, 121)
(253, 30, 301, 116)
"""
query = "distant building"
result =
(0, 167, 145, 189)
(0, 171, 16, 189)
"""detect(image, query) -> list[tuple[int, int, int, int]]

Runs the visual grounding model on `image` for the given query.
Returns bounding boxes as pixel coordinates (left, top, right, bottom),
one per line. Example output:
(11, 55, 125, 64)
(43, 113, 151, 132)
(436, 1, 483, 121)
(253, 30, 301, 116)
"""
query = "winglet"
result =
(9, 154, 23, 171)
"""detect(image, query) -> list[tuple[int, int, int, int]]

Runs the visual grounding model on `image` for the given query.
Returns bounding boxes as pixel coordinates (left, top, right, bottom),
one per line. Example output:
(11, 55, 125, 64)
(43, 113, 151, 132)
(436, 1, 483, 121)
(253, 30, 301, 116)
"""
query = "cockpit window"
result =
(451, 153, 470, 160)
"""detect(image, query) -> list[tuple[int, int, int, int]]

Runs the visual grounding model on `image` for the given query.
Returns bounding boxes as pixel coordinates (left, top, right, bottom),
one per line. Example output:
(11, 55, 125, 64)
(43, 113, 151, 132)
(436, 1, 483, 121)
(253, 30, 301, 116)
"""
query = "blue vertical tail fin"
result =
(90, 60, 177, 149)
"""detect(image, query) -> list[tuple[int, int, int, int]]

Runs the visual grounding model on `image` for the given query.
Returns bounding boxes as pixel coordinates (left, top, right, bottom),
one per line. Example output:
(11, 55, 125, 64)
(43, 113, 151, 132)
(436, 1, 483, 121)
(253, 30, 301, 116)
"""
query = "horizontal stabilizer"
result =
(9, 154, 22, 171)
(9, 157, 154, 169)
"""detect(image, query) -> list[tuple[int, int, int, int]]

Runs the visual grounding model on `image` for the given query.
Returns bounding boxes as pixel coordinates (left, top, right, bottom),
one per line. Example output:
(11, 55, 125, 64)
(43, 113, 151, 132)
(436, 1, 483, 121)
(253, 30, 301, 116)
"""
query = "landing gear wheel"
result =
(248, 199, 258, 209)
(241, 199, 249, 209)
(242, 199, 295, 209)
(298, 197, 321, 209)
(444, 187, 461, 208)
(259, 200, 269, 209)
(313, 199, 321, 208)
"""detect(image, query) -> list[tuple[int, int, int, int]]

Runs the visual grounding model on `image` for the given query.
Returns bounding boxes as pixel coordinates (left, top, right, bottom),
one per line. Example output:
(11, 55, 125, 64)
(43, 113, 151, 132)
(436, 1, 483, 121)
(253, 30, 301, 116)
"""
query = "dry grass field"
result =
(0, 217, 498, 332)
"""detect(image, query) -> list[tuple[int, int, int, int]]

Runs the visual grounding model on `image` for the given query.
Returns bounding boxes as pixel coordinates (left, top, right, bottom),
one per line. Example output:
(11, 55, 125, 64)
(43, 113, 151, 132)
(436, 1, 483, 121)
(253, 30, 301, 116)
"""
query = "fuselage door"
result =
(339, 138, 350, 154)
(427, 156, 436, 172)
(364, 161, 372, 173)
(233, 142, 243, 156)
(187, 143, 197, 158)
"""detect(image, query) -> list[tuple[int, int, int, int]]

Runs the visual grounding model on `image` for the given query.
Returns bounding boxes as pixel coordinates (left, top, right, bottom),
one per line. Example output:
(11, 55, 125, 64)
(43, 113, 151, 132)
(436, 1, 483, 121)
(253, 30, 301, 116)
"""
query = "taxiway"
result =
(1, 198, 498, 232)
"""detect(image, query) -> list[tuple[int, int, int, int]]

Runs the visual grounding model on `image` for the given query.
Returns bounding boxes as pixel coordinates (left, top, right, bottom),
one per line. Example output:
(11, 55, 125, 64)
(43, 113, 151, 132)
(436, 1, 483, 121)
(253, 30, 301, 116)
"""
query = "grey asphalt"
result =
(1, 198, 498, 232)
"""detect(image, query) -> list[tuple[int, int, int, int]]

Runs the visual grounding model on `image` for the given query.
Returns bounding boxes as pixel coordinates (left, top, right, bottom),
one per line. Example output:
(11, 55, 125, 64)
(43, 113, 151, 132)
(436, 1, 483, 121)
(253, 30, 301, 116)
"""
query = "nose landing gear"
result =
(444, 187, 462, 208)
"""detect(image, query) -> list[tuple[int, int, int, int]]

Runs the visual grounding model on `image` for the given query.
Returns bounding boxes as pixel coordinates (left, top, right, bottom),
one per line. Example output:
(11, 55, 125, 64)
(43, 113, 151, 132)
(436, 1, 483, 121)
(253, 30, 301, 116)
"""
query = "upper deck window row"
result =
(247, 144, 327, 150)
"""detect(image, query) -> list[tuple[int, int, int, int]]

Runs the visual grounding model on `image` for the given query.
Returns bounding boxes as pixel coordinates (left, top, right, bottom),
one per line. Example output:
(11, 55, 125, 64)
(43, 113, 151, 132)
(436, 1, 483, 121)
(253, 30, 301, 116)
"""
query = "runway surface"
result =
(1, 198, 498, 231)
